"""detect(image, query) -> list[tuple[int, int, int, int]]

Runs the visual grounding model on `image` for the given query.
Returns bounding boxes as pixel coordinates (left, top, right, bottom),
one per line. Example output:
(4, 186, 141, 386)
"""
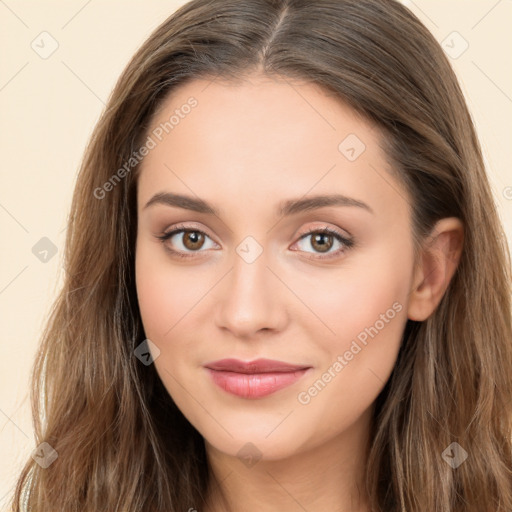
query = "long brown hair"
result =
(11, 0, 512, 510)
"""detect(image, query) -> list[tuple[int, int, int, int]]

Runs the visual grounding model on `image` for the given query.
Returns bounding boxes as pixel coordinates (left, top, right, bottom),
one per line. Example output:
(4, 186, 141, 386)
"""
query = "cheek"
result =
(291, 241, 411, 351)
(135, 241, 212, 341)
(135, 262, 175, 340)
(293, 243, 411, 428)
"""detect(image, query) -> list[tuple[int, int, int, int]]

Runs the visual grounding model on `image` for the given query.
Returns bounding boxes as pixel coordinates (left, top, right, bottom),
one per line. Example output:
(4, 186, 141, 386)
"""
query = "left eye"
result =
(292, 228, 354, 257)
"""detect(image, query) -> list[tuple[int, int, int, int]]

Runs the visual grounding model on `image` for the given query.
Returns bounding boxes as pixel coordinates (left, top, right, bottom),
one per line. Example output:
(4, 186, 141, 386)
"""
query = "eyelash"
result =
(156, 223, 354, 261)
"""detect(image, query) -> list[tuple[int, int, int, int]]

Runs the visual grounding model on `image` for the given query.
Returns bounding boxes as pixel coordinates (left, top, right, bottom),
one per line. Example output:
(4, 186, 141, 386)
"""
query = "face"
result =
(135, 73, 415, 461)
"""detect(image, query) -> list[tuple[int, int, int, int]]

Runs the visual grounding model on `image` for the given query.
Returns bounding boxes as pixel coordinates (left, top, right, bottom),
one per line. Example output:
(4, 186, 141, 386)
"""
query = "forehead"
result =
(145, 74, 373, 157)
(137, 74, 410, 222)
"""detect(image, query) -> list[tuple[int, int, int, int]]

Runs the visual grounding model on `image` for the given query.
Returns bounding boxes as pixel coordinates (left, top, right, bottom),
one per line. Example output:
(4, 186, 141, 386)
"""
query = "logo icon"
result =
(31, 31, 59, 59)
(134, 338, 161, 365)
(338, 134, 366, 161)
(236, 236, 263, 264)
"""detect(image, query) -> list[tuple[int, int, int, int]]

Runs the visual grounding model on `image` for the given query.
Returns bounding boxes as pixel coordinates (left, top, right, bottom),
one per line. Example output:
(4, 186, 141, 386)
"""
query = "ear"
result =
(407, 217, 464, 321)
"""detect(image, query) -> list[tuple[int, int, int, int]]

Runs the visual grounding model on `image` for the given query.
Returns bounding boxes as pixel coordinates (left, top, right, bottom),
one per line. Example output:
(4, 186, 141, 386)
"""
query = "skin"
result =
(135, 73, 463, 512)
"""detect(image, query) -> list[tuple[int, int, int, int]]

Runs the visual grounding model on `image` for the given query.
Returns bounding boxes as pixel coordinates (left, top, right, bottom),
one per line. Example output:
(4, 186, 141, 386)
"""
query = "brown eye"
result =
(182, 230, 205, 250)
(292, 227, 354, 260)
(156, 226, 218, 258)
(310, 232, 334, 253)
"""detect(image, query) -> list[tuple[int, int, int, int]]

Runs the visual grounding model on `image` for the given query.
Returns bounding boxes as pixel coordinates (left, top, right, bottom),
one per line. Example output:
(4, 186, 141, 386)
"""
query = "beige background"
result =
(1, 0, 511, 508)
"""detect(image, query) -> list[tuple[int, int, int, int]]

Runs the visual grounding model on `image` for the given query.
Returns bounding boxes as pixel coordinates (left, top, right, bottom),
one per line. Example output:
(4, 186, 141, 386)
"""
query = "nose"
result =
(213, 246, 288, 339)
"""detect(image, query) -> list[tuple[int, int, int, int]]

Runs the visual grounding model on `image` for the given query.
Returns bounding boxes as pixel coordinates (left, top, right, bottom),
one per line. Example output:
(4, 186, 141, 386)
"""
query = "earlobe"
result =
(407, 218, 464, 321)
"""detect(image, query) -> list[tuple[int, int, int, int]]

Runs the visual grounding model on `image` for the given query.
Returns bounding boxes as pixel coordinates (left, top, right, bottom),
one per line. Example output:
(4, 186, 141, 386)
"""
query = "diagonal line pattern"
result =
(0, 0, 28, 28)
(61, 61, 105, 105)
(281, 75, 336, 130)
(61, 0, 93, 29)
(0, 407, 30, 439)
(265, 409, 294, 438)
(0, 266, 29, 295)
(472, 61, 512, 105)
(0, 62, 29, 92)
(0, 202, 29, 232)
(367, 162, 411, 207)
(407, 0, 439, 28)
(367, 367, 385, 385)
(471, 0, 502, 30)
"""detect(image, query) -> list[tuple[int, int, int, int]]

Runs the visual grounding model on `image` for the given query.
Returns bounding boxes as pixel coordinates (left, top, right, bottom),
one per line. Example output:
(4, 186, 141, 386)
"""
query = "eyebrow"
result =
(143, 192, 374, 216)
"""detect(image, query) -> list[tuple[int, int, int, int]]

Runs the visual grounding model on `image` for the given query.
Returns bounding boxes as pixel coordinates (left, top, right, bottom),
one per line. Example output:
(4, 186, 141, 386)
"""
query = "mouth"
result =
(204, 358, 312, 399)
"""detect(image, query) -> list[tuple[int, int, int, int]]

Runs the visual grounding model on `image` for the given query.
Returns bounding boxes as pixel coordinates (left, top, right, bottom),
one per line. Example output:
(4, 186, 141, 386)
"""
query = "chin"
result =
(203, 426, 311, 463)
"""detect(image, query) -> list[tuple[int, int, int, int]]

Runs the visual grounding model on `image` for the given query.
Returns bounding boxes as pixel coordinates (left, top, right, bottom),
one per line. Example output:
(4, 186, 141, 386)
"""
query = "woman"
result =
(11, 0, 512, 510)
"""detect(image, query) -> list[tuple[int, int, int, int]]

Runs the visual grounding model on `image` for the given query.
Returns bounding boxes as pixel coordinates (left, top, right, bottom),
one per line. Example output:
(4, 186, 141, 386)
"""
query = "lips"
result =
(204, 358, 310, 374)
(204, 358, 311, 399)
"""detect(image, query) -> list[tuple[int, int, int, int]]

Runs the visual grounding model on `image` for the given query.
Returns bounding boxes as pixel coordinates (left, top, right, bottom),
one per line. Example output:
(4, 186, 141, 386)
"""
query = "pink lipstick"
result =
(204, 358, 311, 399)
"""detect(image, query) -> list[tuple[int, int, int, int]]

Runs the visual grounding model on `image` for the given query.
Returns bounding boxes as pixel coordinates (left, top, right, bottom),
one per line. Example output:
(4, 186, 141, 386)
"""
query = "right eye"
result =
(156, 225, 219, 258)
